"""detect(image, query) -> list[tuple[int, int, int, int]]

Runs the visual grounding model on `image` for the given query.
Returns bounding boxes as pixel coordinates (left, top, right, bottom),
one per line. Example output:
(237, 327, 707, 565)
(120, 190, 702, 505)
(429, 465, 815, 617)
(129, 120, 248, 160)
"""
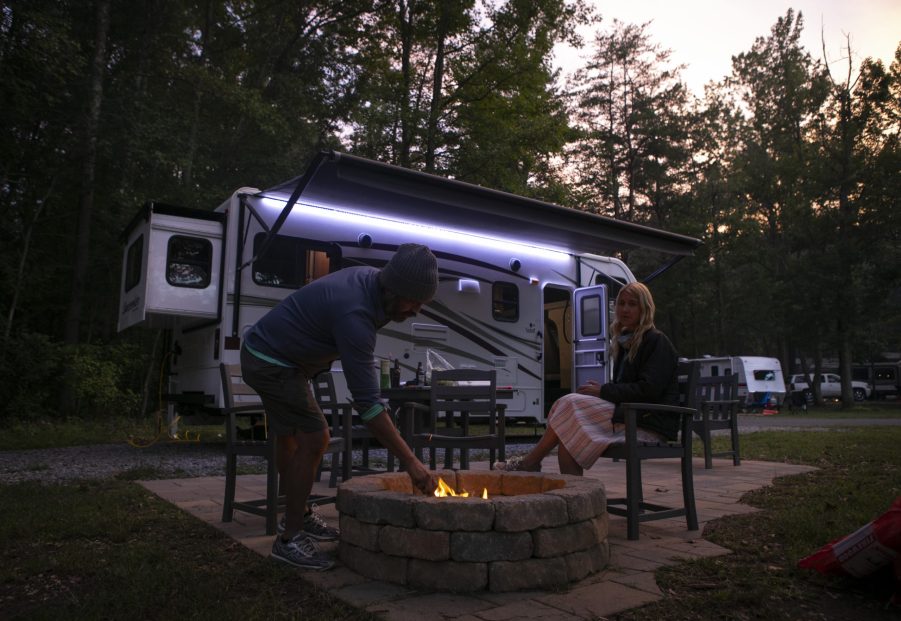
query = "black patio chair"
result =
(311, 371, 377, 478)
(401, 369, 506, 470)
(601, 401, 699, 540)
(686, 366, 741, 469)
(219, 363, 345, 535)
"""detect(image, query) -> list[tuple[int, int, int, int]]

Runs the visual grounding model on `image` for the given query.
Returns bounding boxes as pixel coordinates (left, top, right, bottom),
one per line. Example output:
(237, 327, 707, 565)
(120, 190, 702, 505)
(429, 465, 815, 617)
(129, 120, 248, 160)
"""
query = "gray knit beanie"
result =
(379, 244, 438, 302)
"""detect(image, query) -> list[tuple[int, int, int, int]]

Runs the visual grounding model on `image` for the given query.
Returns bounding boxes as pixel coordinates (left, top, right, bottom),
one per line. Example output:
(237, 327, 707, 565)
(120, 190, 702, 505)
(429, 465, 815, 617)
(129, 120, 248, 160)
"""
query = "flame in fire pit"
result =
(434, 477, 488, 499)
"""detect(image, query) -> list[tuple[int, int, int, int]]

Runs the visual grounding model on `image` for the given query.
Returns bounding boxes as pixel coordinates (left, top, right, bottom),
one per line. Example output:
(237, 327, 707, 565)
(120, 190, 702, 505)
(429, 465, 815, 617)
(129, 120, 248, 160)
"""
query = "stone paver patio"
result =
(140, 456, 815, 620)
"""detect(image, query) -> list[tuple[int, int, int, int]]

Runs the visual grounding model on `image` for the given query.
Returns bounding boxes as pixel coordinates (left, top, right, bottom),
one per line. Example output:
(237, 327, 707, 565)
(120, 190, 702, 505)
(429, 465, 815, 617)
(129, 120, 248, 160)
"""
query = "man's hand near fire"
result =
(365, 409, 436, 495)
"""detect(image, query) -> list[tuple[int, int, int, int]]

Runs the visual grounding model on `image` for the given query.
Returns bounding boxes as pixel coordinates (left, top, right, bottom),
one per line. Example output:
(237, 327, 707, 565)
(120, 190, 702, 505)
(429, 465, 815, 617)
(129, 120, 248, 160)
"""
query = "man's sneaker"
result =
(302, 510, 340, 541)
(276, 510, 340, 542)
(271, 533, 334, 571)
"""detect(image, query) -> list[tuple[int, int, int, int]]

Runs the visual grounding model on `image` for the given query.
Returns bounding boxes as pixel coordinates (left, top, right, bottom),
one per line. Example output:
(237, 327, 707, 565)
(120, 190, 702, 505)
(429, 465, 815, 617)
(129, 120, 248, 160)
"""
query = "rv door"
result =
(572, 285, 609, 388)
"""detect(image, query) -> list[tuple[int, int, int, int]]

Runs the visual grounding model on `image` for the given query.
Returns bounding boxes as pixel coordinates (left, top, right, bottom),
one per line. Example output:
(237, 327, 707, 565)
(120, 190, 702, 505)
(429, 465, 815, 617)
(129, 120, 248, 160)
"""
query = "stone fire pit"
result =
(336, 470, 609, 592)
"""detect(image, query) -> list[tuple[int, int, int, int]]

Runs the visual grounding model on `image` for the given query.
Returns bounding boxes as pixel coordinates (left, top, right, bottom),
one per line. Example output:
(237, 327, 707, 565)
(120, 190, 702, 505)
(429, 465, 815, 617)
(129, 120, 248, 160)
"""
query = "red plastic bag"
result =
(798, 496, 901, 578)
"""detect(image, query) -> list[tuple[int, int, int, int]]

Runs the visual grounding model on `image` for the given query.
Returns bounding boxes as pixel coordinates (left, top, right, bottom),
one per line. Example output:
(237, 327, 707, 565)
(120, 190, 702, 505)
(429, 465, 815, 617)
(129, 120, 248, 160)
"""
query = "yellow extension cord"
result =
(127, 351, 201, 448)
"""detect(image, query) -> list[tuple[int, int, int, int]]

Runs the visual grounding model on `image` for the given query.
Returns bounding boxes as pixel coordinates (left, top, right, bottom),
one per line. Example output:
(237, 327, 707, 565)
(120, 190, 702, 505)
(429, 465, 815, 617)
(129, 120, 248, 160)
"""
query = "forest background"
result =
(1, 0, 898, 420)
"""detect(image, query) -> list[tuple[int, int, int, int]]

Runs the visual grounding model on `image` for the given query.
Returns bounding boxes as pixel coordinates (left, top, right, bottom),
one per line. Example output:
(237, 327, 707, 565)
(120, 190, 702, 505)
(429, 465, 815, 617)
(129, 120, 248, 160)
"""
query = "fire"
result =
(433, 477, 489, 499)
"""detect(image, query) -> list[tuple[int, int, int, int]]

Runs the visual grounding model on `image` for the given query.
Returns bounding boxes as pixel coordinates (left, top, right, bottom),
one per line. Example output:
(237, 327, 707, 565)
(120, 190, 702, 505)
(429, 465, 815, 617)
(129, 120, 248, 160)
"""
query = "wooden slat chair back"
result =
(600, 400, 699, 540)
(219, 362, 281, 535)
(403, 369, 506, 470)
(686, 365, 741, 469)
(220, 363, 344, 536)
(311, 372, 373, 479)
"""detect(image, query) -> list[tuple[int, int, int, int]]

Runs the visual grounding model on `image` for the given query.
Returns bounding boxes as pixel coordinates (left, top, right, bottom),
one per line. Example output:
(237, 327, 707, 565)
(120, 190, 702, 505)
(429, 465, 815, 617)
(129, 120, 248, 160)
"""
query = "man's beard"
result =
(385, 298, 416, 323)
(388, 308, 416, 322)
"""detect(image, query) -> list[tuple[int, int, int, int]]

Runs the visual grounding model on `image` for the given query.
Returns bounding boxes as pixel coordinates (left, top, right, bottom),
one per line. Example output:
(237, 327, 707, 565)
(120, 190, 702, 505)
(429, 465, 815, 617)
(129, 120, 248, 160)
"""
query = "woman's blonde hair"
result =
(610, 282, 656, 362)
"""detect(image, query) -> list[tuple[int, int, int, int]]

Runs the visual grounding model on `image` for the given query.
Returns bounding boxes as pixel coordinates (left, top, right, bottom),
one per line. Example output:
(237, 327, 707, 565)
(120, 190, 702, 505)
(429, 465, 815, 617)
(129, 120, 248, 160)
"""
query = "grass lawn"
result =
(0, 479, 374, 620)
(616, 427, 901, 621)
(1, 414, 899, 619)
(770, 400, 901, 419)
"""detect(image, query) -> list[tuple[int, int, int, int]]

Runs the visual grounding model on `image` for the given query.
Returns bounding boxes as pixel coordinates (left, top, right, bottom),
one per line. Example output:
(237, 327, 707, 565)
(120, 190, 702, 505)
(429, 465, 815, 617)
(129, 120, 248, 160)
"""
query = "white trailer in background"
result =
(118, 151, 700, 424)
(681, 355, 787, 409)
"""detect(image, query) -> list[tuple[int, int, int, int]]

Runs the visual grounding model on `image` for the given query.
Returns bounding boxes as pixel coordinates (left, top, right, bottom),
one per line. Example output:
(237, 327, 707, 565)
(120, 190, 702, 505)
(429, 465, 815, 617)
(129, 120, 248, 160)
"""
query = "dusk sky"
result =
(554, 0, 900, 95)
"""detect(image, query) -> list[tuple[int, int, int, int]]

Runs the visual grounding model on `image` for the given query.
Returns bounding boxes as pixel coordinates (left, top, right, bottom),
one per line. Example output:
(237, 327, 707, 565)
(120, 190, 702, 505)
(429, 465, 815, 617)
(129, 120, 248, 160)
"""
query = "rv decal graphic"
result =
(417, 307, 541, 382)
(419, 306, 531, 358)
(426, 300, 538, 352)
(123, 297, 141, 314)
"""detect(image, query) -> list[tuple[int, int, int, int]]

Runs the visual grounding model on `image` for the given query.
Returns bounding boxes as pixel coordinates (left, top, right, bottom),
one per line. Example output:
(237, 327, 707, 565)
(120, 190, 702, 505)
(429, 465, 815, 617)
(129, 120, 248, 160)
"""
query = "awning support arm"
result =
(641, 254, 689, 284)
(237, 152, 328, 271)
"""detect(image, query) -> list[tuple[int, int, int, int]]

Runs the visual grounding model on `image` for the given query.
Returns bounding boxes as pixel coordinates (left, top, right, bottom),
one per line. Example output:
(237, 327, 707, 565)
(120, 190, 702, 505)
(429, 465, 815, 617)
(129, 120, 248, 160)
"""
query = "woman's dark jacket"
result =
(598, 328, 680, 440)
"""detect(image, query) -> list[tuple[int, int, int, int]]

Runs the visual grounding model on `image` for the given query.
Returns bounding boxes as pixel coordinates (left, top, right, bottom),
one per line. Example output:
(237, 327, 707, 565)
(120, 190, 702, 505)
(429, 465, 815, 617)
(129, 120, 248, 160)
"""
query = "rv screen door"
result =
(572, 285, 608, 388)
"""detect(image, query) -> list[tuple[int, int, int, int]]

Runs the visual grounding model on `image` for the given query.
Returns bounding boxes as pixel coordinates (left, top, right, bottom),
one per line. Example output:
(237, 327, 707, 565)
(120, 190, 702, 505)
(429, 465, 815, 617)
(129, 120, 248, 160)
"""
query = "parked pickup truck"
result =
(787, 373, 872, 402)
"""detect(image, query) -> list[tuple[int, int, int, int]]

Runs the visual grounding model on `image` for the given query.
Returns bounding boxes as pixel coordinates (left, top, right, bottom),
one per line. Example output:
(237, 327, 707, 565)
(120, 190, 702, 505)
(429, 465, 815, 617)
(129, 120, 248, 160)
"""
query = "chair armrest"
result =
(397, 401, 431, 438)
(224, 404, 266, 416)
(401, 401, 431, 412)
(619, 403, 698, 443)
(619, 403, 697, 417)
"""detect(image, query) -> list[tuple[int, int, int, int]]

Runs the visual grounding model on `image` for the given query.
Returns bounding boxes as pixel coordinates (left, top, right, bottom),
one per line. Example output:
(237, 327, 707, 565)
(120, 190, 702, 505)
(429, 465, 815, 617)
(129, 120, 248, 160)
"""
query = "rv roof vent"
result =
(357, 233, 373, 248)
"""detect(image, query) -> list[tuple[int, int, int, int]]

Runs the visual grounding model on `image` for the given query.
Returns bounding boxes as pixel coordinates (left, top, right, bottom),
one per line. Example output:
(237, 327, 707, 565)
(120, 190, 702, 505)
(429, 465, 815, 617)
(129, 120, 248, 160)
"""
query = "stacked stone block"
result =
(337, 470, 609, 592)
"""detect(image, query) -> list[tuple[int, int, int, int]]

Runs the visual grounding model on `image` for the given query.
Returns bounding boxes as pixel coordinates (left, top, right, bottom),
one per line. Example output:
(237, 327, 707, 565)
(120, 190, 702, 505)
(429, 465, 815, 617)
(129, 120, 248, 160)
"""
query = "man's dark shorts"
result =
(240, 346, 327, 435)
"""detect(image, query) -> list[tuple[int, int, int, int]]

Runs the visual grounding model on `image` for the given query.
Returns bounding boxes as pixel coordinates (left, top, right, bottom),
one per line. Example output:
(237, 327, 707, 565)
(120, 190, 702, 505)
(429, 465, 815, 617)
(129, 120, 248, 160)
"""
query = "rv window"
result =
(876, 368, 896, 381)
(252, 234, 330, 289)
(492, 282, 519, 322)
(124, 235, 144, 292)
(579, 295, 602, 337)
(753, 370, 776, 381)
(166, 236, 212, 288)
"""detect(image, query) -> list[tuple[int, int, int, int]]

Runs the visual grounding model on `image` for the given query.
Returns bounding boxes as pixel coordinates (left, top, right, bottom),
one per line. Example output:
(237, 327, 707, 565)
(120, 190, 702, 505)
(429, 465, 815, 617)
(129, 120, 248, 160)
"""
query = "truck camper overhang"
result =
(252, 151, 701, 262)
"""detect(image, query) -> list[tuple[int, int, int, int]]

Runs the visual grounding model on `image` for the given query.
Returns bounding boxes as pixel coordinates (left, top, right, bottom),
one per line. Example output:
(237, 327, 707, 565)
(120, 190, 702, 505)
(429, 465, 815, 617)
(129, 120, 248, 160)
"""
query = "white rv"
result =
(118, 151, 700, 423)
(681, 355, 787, 409)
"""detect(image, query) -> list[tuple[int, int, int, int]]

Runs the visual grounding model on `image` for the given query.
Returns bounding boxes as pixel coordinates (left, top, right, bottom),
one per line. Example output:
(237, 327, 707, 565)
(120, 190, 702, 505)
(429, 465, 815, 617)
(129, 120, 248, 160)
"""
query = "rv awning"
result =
(256, 151, 701, 257)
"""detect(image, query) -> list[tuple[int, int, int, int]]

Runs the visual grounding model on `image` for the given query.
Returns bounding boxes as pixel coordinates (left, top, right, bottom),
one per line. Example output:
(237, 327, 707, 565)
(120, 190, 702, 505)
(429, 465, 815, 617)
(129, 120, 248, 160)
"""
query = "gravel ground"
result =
(2, 414, 890, 485)
(0, 442, 233, 484)
(0, 442, 537, 485)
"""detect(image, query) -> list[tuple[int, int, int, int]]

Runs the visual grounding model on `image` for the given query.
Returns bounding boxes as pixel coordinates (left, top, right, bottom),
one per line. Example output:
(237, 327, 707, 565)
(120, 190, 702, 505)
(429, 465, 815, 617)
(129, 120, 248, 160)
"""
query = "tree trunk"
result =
(184, 0, 212, 191)
(398, 1, 414, 168)
(839, 331, 854, 408)
(2, 180, 54, 354)
(63, 0, 111, 346)
(424, 2, 449, 172)
(59, 0, 110, 416)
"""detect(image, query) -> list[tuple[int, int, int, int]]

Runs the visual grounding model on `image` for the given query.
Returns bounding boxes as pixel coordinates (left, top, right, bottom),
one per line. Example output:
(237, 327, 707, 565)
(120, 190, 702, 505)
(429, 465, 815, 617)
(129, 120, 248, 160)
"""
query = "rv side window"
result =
(492, 282, 519, 322)
(252, 233, 330, 289)
(125, 235, 144, 292)
(753, 370, 776, 381)
(166, 236, 212, 288)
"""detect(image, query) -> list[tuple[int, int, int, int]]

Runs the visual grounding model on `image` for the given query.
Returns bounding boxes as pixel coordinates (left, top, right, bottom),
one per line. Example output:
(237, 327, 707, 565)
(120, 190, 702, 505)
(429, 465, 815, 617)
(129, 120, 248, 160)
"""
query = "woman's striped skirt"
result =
(547, 393, 664, 470)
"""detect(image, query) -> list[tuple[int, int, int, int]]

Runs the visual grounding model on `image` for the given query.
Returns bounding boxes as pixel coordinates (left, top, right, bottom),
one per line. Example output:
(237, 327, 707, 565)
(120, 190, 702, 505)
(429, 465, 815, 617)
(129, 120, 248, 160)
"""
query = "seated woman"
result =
(495, 282, 679, 475)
